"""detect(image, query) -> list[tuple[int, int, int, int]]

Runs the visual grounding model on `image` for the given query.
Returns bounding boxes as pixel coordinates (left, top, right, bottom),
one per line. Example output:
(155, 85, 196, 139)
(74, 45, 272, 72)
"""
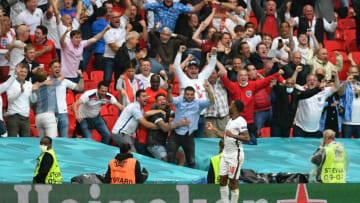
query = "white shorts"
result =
(219, 151, 244, 179)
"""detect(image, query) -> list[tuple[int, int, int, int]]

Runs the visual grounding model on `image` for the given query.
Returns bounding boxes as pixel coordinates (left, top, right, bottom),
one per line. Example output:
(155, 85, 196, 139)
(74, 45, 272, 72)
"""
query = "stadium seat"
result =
(30, 126, 39, 137)
(75, 93, 82, 100)
(109, 82, 115, 93)
(343, 29, 356, 41)
(339, 61, 351, 81)
(90, 71, 104, 82)
(66, 92, 75, 105)
(324, 40, 346, 52)
(346, 38, 358, 52)
(350, 51, 360, 65)
(92, 130, 102, 142)
(83, 72, 89, 81)
(84, 80, 98, 91)
(260, 127, 270, 138)
(100, 104, 111, 116)
(338, 18, 356, 30)
(328, 51, 348, 64)
(108, 105, 119, 117)
(334, 30, 343, 40)
(68, 107, 76, 138)
(103, 115, 117, 131)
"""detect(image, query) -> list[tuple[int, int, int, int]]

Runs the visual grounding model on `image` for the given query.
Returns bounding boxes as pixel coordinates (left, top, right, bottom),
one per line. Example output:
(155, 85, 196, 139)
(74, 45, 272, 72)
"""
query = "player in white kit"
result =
(207, 100, 250, 203)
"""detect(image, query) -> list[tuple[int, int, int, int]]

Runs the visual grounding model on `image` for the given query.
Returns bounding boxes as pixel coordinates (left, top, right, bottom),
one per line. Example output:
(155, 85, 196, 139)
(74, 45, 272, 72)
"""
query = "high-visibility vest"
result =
(34, 149, 62, 184)
(109, 157, 136, 184)
(210, 153, 222, 184)
(321, 143, 346, 183)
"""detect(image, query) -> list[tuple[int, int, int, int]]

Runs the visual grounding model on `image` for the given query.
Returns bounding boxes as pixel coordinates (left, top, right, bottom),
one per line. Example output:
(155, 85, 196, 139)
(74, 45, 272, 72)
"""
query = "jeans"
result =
(341, 124, 360, 138)
(293, 125, 322, 138)
(135, 139, 151, 156)
(56, 113, 69, 138)
(94, 53, 104, 70)
(147, 145, 167, 160)
(36, 112, 58, 138)
(245, 123, 258, 145)
(103, 57, 114, 82)
(79, 46, 93, 72)
(112, 133, 136, 151)
(270, 124, 291, 137)
(148, 58, 166, 74)
(0, 120, 6, 135)
(194, 115, 205, 138)
(254, 109, 272, 133)
(56, 49, 61, 62)
(167, 131, 195, 168)
(6, 114, 30, 137)
(80, 116, 111, 144)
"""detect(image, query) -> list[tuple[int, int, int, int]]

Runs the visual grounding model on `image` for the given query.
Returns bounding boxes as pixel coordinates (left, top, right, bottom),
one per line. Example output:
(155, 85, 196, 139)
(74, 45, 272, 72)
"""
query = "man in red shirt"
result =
(219, 64, 284, 145)
(251, 0, 289, 38)
(144, 75, 167, 112)
(136, 74, 167, 155)
(30, 25, 57, 74)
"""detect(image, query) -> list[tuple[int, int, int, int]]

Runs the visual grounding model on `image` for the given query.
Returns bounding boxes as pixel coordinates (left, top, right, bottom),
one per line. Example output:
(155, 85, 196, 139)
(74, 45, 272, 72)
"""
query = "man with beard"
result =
(72, 81, 124, 144)
(112, 90, 160, 151)
(306, 48, 343, 81)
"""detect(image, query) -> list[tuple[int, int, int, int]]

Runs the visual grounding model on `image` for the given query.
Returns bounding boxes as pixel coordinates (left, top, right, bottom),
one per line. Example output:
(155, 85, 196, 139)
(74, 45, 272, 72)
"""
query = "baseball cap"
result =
(187, 60, 199, 67)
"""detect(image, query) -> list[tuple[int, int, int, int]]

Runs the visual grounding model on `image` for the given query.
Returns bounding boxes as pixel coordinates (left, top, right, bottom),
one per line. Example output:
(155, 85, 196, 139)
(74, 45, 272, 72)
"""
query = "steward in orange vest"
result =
(104, 143, 148, 184)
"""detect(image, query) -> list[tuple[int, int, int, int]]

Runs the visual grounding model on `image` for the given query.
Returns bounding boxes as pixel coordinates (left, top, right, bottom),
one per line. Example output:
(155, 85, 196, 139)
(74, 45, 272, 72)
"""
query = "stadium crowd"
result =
(0, 0, 359, 168)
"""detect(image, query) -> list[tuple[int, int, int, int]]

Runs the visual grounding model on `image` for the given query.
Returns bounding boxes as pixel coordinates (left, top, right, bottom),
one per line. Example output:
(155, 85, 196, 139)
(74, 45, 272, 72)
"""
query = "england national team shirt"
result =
(78, 89, 118, 118)
(223, 115, 247, 159)
(294, 87, 332, 132)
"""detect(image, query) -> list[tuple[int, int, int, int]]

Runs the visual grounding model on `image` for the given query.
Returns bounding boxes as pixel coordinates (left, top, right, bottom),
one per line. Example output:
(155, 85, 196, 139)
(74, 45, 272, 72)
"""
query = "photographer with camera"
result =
(338, 66, 360, 138)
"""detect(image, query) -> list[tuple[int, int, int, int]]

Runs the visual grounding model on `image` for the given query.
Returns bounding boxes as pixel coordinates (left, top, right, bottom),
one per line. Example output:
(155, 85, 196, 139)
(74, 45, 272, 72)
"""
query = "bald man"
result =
(305, 48, 343, 81)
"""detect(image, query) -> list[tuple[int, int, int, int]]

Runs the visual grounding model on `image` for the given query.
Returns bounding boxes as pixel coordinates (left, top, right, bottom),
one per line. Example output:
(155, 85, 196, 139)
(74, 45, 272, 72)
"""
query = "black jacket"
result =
(271, 85, 322, 128)
(33, 152, 53, 183)
(249, 53, 264, 70)
(282, 62, 311, 86)
(22, 58, 40, 83)
(146, 106, 173, 146)
(113, 43, 138, 82)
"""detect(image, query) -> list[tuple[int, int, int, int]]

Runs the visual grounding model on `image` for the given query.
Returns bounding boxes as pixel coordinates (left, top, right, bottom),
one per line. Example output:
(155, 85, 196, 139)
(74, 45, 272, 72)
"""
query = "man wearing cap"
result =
(173, 45, 217, 137)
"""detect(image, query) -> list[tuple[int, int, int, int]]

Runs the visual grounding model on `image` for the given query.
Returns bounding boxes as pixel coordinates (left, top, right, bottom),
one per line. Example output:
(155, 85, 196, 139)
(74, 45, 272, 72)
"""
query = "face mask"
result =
(39, 145, 48, 152)
(239, 82, 248, 87)
(286, 87, 294, 94)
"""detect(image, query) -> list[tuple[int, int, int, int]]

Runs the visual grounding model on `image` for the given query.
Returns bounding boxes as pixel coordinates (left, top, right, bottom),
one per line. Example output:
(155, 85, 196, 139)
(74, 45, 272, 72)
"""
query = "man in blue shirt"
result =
(142, 0, 209, 32)
(91, 6, 109, 70)
(167, 83, 215, 168)
(61, 0, 76, 18)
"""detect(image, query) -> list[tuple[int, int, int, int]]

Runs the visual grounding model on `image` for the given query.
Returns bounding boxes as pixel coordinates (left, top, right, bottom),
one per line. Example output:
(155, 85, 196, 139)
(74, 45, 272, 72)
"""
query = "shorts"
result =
(147, 145, 167, 160)
(219, 151, 244, 180)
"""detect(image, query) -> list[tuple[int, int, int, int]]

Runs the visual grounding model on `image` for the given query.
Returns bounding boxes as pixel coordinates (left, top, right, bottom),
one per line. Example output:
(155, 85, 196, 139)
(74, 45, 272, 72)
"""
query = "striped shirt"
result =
(205, 78, 229, 118)
(78, 89, 118, 118)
